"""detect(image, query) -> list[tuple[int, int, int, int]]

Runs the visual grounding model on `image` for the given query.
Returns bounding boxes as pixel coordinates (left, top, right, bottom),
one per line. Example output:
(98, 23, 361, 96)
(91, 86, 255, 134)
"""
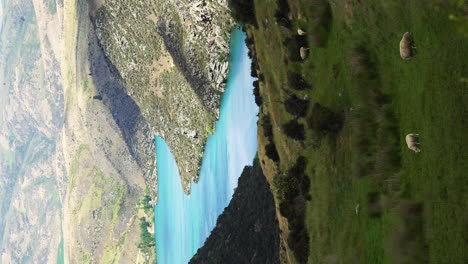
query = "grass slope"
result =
(238, 0, 467, 263)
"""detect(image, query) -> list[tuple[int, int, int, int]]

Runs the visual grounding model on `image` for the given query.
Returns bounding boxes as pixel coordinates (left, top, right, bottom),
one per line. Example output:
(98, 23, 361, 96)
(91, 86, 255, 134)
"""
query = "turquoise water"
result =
(56, 225, 64, 264)
(155, 28, 258, 264)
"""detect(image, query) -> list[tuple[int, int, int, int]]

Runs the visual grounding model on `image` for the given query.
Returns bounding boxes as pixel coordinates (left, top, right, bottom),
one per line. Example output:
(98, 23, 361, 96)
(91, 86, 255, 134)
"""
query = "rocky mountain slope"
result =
(1, 0, 157, 262)
(92, 0, 235, 193)
(59, 0, 236, 261)
(59, 0, 158, 262)
(189, 160, 281, 264)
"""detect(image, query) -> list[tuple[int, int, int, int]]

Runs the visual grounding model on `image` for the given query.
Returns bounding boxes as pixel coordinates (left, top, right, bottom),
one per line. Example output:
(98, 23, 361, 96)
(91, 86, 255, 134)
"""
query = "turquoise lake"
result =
(155, 28, 259, 264)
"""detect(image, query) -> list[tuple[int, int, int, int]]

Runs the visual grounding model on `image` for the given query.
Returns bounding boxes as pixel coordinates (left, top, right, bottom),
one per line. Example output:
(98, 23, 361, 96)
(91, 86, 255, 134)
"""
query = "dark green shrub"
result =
(262, 114, 273, 138)
(138, 217, 155, 249)
(253, 80, 259, 91)
(288, 72, 312, 91)
(250, 56, 259, 77)
(282, 120, 305, 140)
(275, 0, 292, 28)
(265, 142, 280, 162)
(255, 95, 263, 106)
(274, 156, 311, 263)
(287, 156, 311, 200)
(284, 95, 310, 117)
(284, 36, 308, 62)
(228, 0, 257, 26)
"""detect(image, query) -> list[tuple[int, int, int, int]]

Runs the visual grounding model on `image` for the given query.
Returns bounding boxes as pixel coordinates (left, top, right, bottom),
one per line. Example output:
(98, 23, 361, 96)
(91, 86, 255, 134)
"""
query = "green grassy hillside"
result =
(232, 0, 467, 263)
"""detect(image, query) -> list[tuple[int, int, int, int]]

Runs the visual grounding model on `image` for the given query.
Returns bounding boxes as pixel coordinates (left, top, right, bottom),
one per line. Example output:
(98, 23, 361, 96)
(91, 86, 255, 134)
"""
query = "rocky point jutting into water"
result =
(92, 0, 235, 193)
(59, 0, 236, 262)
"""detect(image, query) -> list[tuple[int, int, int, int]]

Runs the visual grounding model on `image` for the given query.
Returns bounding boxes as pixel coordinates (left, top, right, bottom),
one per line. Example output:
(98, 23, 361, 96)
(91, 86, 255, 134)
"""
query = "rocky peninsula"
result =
(93, 0, 235, 194)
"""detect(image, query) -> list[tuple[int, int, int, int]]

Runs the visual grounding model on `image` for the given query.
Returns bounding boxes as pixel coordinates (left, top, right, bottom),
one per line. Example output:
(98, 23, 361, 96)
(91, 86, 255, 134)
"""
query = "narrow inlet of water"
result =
(155, 28, 258, 264)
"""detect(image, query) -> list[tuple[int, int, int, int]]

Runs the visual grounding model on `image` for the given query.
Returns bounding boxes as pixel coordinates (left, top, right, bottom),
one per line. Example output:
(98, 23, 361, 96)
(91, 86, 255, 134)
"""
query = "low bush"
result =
(284, 95, 310, 117)
(138, 217, 155, 250)
(284, 36, 308, 62)
(274, 156, 311, 262)
(288, 72, 312, 91)
(265, 142, 280, 162)
(262, 114, 273, 138)
(228, 0, 257, 26)
(282, 119, 305, 140)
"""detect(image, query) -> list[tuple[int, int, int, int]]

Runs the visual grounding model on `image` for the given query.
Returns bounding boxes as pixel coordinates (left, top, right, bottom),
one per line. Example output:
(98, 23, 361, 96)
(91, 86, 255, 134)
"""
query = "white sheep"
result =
(405, 133, 421, 152)
(399, 32, 416, 60)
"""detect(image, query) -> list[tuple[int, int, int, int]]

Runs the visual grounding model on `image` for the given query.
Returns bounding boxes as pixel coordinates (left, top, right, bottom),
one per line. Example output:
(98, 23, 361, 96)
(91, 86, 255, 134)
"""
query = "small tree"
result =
(228, 0, 257, 26)
(288, 72, 311, 91)
(262, 114, 273, 138)
(253, 80, 259, 97)
(282, 120, 305, 140)
(255, 95, 263, 106)
(284, 95, 309, 118)
(265, 142, 280, 162)
(287, 156, 311, 200)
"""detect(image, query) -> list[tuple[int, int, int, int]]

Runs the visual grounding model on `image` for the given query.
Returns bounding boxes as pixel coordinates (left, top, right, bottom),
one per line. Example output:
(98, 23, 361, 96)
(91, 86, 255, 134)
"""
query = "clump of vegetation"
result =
(140, 195, 153, 214)
(261, 114, 274, 139)
(288, 72, 312, 91)
(228, 0, 257, 26)
(274, 156, 310, 263)
(307, 103, 344, 134)
(138, 217, 155, 252)
(284, 35, 308, 61)
(251, 54, 260, 77)
(283, 94, 310, 117)
(265, 142, 280, 162)
(282, 119, 305, 140)
(253, 80, 263, 106)
(275, 0, 292, 28)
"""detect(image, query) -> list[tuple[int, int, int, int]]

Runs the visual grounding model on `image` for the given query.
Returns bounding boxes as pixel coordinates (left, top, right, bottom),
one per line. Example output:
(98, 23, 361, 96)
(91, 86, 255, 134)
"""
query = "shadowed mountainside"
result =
(189, 159, 281, 264)
(87, 25, 156, 199)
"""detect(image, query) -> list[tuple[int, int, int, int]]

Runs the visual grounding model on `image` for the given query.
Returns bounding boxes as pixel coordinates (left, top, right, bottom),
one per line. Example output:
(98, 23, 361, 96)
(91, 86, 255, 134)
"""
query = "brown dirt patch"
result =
(149, 52, 174, 99)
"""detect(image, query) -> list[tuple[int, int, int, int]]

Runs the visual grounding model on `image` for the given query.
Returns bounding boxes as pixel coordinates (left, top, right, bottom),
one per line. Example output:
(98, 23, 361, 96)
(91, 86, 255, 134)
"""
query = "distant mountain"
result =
(189, 159, 281, 264)
(0, 0, 65, 262)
